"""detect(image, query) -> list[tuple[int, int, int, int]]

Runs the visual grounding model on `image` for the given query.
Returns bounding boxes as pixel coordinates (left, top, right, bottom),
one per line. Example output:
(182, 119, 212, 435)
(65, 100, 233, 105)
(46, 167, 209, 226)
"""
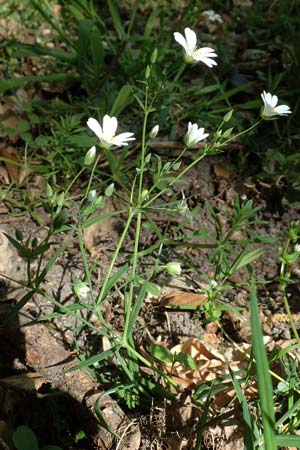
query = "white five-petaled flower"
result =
(173, 27, 218, 67)
(184, 122, 209, 148)
(202, 10, 223, 24)
(87, 115, 135, 149)
(261, 91, 291, 119)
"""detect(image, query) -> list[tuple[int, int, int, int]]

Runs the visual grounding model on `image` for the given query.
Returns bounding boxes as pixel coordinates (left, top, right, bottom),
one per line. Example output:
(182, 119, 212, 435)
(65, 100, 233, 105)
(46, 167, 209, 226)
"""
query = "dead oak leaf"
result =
(161, 290, 208, 308)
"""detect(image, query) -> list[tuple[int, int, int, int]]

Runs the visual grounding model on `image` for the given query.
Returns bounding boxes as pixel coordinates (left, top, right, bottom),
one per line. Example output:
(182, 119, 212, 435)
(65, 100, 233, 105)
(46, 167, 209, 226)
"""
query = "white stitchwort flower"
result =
(202, 10, 223, 23)
(184, 122, 209, 148)
(173, 27, 218, 67)
(261, 91, 291, 119)
(87, 115, 135, 149)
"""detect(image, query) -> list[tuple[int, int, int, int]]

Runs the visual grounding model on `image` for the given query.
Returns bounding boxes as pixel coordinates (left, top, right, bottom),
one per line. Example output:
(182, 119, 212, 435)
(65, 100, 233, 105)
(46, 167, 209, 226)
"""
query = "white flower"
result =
(184, 122, 209, 147)
(87, 115, 135, 148)
(203, 10, 223, 23)
(294, 243, 300, 253)
(149, 124, 159, 139)
(261, 91, 291, 119)
(173, 27, 217, 67)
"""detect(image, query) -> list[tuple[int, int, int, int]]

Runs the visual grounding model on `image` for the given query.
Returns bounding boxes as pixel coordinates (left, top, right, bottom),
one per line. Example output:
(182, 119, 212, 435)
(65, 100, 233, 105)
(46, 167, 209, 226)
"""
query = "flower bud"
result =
(145, 65, 151, 79)
(88, 189, 97, 202)
(294, 243, 300, 253)
(74, 282, 90, 299)
(151, 48, 158, 64)
(84, 146, 96, 165)
(165, 262, 182, 276)
(149, 125, 159, 139)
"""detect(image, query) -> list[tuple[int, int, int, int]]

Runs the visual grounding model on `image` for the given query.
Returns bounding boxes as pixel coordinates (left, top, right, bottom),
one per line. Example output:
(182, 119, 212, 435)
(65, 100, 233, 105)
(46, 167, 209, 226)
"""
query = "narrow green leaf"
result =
(110, 85, 133, 117)
(229, 248, 264, 274)
(36, 240, 68, 284)
(127, 283, 148, 333)
(275, 396, 300, 429)
(107, 0, 125, 40)
(275, 434, 300, 447)
(250, 284, 276, 450)
(96, 263, 129, 303)
(144, 281, 160, 297)
(90, 27, 104, 76)
(227, 365, 254, 450)
(10, 42, 76, 63)
(144, 9, 160, 37)
(175, 352, 197, 370)
(150, 343, 173, 364)
(69, 346, 120, 371)
(0, 73, 79, 93)
(94, 391, 121, 439)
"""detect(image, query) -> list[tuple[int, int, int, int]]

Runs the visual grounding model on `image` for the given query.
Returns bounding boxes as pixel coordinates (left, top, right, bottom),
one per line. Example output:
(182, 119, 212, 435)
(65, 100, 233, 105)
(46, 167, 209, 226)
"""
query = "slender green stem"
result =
(65, 167, 85, 196)
(123, 87, 149, 339)
(219, 119, 262, 147)
(85, 153, 101, 197)
(211, 72, 232, 108)
(96, 209, 135, 305)
(138, 88, 149, 200)
(76, 221, 108, 326)
(174, 62, 187, 82)
(144, 147, 208, 208)
(279, 239, 300, 344)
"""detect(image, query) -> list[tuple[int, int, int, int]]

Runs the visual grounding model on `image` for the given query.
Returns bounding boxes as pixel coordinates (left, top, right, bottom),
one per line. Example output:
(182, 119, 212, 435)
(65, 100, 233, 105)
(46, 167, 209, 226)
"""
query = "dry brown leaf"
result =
(1, 372, 46, 392)
(213, 162, 231, 179)
(161, 290, 208, 307)
(168, 338, 226, 388)
(0, 103, 19, 137)
(0, 166, 10, 184)
(159, 337, 256, 408)
(0, 145, 20, 183)
(83, 197, 125, 255)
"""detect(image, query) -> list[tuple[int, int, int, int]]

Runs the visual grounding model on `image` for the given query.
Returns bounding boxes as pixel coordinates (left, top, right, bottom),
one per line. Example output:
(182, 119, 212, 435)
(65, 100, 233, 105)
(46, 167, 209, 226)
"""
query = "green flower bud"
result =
(84, 146, 96, 165)
(165, 262, 182, 276)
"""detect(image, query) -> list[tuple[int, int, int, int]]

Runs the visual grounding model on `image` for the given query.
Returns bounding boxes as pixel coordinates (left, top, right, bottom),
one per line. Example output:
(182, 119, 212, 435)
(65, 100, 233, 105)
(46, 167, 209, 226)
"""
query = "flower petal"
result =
(270, 94, 278, 108)
(274, 105, 291, 115)
(193, 48, 218, 66)
(184, 27, 197, 50)
(111, 132, 136, 147)
(174, 32, 188, 52)
(87, 118, 103, 140)
(103, 115, 118, 140)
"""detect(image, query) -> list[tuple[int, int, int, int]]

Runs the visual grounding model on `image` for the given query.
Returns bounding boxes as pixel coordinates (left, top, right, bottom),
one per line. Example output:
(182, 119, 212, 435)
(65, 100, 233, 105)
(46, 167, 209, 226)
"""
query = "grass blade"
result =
(106, 0, 125, 40)
(275, 434, 300, 447)
(227, 364, 254, 450)
(250, 283, 276, 450)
